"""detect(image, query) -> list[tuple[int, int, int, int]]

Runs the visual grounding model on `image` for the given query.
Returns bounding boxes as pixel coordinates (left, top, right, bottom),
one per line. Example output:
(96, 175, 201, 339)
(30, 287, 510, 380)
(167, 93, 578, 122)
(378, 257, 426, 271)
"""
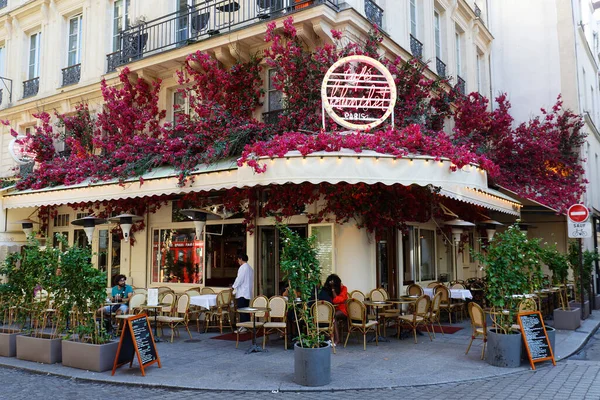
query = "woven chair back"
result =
(312, 301, 334, 329)
(220, 289, 233, 307)
(349, 290, 365, 302)
(518, 298, 537, 312)
(427, 282, 440, 288)
(161, 293, 175, 313)
(415, 295, 430, 316)
(185, 290, 201, 297)
(129, 293, 146, 310)
(201, 287, 215, 294)
(176, 293, 190, 315)
(407, 284, 423, 296)
(451, 283, 465, 289)
(434, 285, 450, 302)
(268, 296, 286, 319)
(431, 291, 442, 315)
(133, 288, 148, 296)
(347, 298, 366, 325)
(370, 289, 385, 302)
(468, 302, 486, 329)
(252, 295, 269, 318)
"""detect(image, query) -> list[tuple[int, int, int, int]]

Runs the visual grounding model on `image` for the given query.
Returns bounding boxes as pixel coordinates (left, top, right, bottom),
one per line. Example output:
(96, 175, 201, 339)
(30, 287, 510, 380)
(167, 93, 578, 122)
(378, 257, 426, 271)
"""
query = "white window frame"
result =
(113, 0, 130, 52)
(455, 31, 462, 77)
(67, 14, 83, 67)
(267, 68, 283, 112)
(434, 11, 442, 59)
(415, 227, 436, 282)
(28, 32, 42, 80)
(309, 223, 335, 282)
(476, 52, 482, 93)
(410, 0, 418, 38)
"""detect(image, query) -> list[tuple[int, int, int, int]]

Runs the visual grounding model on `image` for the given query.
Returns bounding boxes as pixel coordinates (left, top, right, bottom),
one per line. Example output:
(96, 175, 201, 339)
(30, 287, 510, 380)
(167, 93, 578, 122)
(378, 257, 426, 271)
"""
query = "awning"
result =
(1, 150, 521, 216)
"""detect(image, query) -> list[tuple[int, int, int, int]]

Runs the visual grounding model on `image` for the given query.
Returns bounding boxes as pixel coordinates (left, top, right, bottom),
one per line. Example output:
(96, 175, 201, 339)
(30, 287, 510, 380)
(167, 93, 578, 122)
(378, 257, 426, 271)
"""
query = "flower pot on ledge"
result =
(553, 307, 580, 330)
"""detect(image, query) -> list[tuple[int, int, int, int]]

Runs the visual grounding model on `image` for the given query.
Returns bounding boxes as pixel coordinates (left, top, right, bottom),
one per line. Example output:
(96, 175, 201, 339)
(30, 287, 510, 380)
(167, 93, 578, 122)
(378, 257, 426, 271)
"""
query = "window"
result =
(268, 69, 283, 112)
(434, 11, 442, 59)
(28, 32, 41, 79)
(583, 68, 588, 111)
(455, 30, 462, 76)
(0, 46, 5, 77)
(173, 91, 189, 121)
(417, 229, 435, 281)
(67, 15, 83, 66)
(410, 0, 417, 37)
(152, 228, 203, 284)
(309, 224, 334, 282)
(476, 52, 482, 93)
(98, 229, 121, 286)
(113, 0, 130, 51)
(53, 214, 70, 227)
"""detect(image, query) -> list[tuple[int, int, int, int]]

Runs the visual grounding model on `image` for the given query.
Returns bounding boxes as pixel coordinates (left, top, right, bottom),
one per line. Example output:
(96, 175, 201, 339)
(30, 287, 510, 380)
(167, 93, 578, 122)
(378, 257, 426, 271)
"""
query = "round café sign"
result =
(321, 55, 396, 131)
(8, 135, 34, 165)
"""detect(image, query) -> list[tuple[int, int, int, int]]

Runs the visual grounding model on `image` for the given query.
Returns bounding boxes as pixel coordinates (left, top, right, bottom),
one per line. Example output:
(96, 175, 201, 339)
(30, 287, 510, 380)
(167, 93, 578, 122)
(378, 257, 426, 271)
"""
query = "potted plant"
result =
(474, 223, 544, 368)
(568, 241, 598, 319)
(278, 225, 331, 387)
(10, 236, 66, 364)
(543, 244, 580, 330)
(60, 237, 117, 372)
(0, 271, 23, 357)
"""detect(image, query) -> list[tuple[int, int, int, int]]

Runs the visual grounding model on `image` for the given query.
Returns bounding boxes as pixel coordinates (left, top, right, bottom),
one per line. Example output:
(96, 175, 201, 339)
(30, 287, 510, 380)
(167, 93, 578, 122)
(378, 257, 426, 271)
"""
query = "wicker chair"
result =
(156, 293, 193, 343)
(406, 284, 424, 296)
(397, 294, 432, 343)
(236, 295, 268, 348)
(263, 295, 288, 350)
(205, 291, 233, 334)
(160, 292, 176, 316)
(427, 291, 443, 338)
(116, 293, 147, 334)
(344, 298, 378, 350)
(349, 290, 366, 302)
(435, 284, 462, 323)
(311, 300, 336, 353)
(201, 287, 215, 294)
(426, 282, 441, 288)
(465, 302, 487, 360)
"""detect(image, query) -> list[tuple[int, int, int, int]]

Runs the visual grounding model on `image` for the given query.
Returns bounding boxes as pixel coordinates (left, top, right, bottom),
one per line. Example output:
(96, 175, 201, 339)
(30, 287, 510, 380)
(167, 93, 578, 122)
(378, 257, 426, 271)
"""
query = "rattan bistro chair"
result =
(435, 284, 462, 323)
(427, 291, 443, 338)
(465, 302, 487, 360)
(115, 293, 147, 334)
(397, 294, 432, 343)
(157, 293, 193, 343)
(349, 290, 366, 302)
(205, 291, 233, 334)
(263, 295, 288, 350)
(236, 295, 268, 349)
(407, 284, 424, 296)
(311, 300, 336, 353)
(344, 298, 378, 350)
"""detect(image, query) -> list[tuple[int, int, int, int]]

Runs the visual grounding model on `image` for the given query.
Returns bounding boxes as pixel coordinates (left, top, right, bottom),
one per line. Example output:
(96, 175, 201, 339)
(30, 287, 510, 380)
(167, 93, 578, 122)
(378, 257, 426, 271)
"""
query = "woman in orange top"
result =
(325, 274, 348, 344)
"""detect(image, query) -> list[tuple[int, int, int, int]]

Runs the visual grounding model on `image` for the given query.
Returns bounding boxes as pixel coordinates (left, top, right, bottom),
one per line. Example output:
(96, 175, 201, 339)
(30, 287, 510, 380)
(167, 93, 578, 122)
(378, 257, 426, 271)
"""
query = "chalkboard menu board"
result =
(112, 313, 161, 376)
(517, 311, 556, 370)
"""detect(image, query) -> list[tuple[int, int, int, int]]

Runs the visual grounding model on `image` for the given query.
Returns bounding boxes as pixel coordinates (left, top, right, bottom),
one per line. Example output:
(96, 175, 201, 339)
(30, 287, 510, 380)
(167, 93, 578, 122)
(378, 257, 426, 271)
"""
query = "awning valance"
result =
(1, 150, 521, 216)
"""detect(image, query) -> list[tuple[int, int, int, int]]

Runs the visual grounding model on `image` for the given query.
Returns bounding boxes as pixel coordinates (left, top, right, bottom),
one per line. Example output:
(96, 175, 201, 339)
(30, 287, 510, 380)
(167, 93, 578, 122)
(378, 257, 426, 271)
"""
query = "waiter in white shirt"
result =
(233, 253, 254, 331)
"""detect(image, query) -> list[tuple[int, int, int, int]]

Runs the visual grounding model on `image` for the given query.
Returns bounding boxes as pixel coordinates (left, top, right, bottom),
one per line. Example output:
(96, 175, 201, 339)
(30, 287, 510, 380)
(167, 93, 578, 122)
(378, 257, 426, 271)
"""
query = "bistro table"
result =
(423, 287, 473, 300)
(189, 294, 218, 309)
(141, 304, 163, 342)
(363, 300, 390, 342)
(237, 306, 270, 354)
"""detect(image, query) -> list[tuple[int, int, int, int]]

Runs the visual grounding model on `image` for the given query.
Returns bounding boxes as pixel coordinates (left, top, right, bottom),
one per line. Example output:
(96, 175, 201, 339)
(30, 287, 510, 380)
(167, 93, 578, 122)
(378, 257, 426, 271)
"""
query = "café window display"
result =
(152, 228, 203, 284)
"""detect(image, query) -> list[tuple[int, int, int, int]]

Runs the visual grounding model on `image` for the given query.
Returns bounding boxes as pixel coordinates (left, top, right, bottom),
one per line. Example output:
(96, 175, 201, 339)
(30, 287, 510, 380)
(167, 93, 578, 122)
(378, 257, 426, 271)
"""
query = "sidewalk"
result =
(0, 311, 598, 392)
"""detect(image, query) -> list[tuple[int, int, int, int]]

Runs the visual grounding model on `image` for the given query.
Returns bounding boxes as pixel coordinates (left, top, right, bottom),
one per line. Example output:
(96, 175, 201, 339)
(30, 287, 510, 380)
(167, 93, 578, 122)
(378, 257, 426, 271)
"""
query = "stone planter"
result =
(0, 329, 19, 357)
(594, 295, 600, 310)
(486, 328, 522, 368)
(294, 342, 331, 386)
(570, 301, 590, 320)
(62, 340, 119, 372)
(553, 307, 581, 330)
(16, 335, 62, 364)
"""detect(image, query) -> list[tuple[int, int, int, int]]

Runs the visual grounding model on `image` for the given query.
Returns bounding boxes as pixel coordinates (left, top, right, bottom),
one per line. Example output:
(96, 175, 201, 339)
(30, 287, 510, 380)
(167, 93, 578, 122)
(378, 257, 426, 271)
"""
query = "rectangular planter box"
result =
(16, 335, 62, 364)
(594, 295, 600, 310)
(62, 340, 119, 372)
(0, 330, 19, 357)
(553, 307, 581, 330)
(570, 301, 590, 320)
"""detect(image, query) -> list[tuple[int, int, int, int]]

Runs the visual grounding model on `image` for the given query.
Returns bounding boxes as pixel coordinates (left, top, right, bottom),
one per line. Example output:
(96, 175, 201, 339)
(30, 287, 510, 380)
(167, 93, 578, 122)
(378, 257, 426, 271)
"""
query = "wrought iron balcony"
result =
(456, 75, 466, 96)
(436, 57, 446, 78)
(106, 0, 339, 72)
(365, 0, 383, 28)
(0, 0, 7, 9)
(262, 109, 284, 124)
(23, 77, 39, 98)
(410, 34, 423, 59)
(474, 3, 481, 18)
(62, 64, 81, 86)
(0, 88, 3, 105)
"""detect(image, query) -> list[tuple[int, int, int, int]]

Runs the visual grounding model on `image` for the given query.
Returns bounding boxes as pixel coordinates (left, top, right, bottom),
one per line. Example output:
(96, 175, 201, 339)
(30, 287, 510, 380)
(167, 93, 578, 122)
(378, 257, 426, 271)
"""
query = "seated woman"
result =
(323, 274, 348, 345)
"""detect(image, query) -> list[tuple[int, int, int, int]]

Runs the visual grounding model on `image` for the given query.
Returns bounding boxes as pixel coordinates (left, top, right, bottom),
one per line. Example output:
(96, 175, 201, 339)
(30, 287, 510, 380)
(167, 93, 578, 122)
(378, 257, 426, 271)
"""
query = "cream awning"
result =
(1, 150, 521, 216)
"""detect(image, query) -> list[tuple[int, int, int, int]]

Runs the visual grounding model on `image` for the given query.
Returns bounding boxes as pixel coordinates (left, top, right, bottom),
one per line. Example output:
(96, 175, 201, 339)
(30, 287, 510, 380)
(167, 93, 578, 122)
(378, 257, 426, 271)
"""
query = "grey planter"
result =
(0, 330, 19, 357)
(553, 307, 581, 330)
(294, 342, 331, 386)
(485, 328, 522, 368)
(546, 326, 556, 356)
(62, 340, 119, 372)
(594, 295, 600, 310)
(16, 335, 62, 364)
(570, 301, 590, 320)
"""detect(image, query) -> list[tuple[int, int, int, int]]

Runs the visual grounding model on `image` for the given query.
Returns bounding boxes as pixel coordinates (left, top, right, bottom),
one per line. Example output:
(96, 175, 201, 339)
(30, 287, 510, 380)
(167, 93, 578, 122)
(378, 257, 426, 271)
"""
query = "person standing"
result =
(233, 253, 253, 333)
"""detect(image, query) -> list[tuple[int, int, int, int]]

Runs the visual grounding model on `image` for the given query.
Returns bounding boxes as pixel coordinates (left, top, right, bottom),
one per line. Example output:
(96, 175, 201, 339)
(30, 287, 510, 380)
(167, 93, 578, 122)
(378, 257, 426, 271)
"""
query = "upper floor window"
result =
(173, 91, 190, 120)
(68, 15, 83, 67)
(113, 0, 130, 51)
(28, 32, 41, 79)
(476, 52, 482, 93)
(268, 69, 283, 112)
(410, 0, 417, 37)
(455, 30, 462, 77)
(434, 11, 442, 59)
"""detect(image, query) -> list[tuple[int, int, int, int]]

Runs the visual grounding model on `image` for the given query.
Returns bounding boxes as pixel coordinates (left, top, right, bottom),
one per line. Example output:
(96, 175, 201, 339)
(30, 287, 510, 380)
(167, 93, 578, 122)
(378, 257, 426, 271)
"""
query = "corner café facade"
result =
(0, 56, 521, 298)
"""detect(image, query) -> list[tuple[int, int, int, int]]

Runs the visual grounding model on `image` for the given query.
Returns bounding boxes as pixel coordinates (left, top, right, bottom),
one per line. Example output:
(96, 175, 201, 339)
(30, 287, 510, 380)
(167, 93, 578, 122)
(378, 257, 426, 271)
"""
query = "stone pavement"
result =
(0, 311, 598, 392)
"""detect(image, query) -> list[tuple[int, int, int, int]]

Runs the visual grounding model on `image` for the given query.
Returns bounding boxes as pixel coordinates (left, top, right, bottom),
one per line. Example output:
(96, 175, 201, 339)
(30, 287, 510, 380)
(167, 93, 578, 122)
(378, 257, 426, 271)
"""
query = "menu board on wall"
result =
(517, 311, 556, 370)
(112, 313, 161, 376)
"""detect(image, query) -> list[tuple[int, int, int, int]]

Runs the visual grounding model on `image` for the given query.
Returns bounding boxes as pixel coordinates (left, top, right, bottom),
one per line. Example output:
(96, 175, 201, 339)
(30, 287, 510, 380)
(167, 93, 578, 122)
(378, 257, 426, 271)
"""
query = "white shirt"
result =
(232, 262, 253, 299)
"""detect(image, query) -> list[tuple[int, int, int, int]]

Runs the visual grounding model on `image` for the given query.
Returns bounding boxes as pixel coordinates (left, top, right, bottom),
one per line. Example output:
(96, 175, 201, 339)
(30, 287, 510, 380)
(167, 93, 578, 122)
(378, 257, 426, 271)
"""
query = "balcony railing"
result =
(262, 109, 284, 124)
(456, 75, 466, 95)
(474, 3, 481, 18)
(106, 0, 339, 72)
(62, 64, 81, 86)
(436, 57, 446, 78)
(0, 88, 3, 105)
(364, 0, 383, 28)
(23, 77, 39, 98)
(410, 34, 423, 59)
(0, 0, 7, 9)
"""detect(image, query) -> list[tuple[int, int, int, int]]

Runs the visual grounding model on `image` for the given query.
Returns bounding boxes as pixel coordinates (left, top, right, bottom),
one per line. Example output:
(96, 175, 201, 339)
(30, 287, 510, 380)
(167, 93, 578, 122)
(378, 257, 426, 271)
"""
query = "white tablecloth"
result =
(189, 294, 217, 309)
(423, 287, 473, 300)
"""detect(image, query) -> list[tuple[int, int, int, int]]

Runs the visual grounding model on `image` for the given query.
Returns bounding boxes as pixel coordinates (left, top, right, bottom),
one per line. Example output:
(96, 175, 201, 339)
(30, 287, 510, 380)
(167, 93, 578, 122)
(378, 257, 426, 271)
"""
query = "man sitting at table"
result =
(97, 274, 134, 317)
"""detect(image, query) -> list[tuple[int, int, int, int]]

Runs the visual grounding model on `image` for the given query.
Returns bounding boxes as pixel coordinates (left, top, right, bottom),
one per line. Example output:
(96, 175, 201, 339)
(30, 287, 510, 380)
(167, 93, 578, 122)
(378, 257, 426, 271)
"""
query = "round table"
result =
(363, 300, 390, 342)
(141, 305, 163, 342)
(237, 306, 270, 354)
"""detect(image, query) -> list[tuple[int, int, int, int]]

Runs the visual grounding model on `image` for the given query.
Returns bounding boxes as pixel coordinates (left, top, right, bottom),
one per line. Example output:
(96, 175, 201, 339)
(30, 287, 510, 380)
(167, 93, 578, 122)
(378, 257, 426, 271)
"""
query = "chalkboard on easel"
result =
(517, 311, 556, 370)
(112, 313, 161, 376)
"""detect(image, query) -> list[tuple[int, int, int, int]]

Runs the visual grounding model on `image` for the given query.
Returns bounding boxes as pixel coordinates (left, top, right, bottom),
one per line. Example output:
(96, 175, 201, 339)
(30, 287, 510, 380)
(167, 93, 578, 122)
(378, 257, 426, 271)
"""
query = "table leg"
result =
(245, 313, 267, 354)
(370, 308, 389, 343)
(154, 309, 163, 343)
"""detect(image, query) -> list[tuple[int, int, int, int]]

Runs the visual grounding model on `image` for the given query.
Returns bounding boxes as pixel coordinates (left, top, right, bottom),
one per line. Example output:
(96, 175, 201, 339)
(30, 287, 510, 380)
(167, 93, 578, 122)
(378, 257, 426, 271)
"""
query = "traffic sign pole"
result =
(579, 238, 585, 321)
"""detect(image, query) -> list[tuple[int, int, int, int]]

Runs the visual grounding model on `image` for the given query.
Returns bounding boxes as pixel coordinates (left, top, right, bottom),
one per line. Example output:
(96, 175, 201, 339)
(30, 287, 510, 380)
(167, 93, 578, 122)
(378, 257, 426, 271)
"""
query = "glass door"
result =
(376, 227, 398, 298)
(98, 229, 122, 287)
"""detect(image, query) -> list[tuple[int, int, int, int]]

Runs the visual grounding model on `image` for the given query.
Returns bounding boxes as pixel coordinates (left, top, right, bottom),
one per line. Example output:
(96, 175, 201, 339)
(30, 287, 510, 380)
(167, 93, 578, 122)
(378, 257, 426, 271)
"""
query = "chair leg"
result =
(466, 336, 474, 355)
(236, 331, 240, 348)
(185, 323, 192, 339)
(170, 325, 175, 343)
(481, 338, 487, 360)
(375, 326, 378, 346)
(363, 331, 366, 351)
(262, 330, 267, 349)
(344, 330, 350, 348)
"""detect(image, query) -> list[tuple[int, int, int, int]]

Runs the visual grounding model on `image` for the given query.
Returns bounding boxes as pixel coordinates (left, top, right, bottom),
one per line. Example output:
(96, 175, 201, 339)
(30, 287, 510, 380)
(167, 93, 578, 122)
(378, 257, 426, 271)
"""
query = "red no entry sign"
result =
(568, 204, 589, 223)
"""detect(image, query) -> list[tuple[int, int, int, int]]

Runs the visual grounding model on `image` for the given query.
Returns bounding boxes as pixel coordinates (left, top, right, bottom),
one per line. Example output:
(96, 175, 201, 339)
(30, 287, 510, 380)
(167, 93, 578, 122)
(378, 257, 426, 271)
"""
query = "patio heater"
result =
(15, 219, 37, 238)
(445, 218, 476, 281)
(480, 219, 503, 242)
(108, 213, 143, 242)
(180, 209, 208, 239)
(71, 215, 107, 244)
